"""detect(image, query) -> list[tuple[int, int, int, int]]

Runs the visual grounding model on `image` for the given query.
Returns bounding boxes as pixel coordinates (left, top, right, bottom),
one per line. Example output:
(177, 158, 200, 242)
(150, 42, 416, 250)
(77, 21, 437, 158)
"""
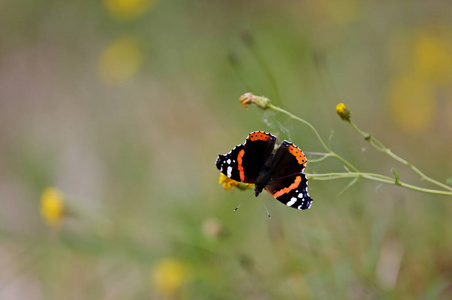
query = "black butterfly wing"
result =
(216, 131, 276, 183)
(265, 141, 313, 210)
(216, 144, 246, 182)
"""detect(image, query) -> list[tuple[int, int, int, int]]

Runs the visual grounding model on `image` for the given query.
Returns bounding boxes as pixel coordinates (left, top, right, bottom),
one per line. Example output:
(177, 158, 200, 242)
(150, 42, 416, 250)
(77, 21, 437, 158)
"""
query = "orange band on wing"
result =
(248, 131, 272, 142)
(237, 149, 245, 182)
(273, 176, 301, 198)
(286, 144, 306, 165)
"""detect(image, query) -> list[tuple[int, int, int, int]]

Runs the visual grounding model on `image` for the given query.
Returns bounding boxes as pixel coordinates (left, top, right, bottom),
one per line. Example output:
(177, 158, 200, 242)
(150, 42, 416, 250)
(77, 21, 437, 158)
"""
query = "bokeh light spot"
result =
(41, 187, 64, 226)
(414, 30, 452, 86)
(389, 74, 438, 133)
(98, 36, 145, 87)
(153, 258, 188, 297)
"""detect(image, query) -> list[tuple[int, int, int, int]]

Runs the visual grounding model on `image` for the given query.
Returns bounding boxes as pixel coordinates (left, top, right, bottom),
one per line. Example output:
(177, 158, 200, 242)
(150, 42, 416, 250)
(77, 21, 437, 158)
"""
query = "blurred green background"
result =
(1, 0, 452, 299)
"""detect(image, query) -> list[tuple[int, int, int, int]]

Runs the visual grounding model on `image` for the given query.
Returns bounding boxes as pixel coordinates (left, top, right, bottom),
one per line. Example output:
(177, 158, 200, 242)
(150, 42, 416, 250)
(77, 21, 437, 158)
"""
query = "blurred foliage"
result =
(0, 0, 452, 299)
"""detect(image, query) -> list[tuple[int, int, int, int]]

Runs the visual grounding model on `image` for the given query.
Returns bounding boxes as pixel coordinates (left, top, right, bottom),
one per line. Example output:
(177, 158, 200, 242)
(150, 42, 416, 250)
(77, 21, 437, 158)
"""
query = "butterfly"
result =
(216, 131, 312, 210)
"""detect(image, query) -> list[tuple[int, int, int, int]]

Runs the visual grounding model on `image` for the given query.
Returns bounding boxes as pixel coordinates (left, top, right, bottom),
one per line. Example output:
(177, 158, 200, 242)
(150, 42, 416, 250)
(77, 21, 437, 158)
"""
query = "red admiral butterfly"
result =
(216, 131, 312, 210)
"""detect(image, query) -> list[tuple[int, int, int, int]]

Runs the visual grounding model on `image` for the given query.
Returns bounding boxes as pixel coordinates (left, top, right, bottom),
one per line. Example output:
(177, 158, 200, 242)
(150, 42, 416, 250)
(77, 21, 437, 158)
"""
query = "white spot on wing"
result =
(287, 197, 297, 207)
(227, 166, 232, 178)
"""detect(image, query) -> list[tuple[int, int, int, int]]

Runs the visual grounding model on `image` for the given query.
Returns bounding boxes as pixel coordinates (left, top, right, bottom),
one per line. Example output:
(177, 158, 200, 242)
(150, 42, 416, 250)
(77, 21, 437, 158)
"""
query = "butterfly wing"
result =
(265, 141, 312, 210)
(216, 131, 276, 183)
(216, 144, 247, 182)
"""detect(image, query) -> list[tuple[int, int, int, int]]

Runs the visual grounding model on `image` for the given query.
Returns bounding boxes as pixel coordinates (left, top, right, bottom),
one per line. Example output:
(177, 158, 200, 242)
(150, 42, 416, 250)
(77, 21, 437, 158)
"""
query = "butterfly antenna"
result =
(234, 192, 254, 212)
(261, 196, 271, 219)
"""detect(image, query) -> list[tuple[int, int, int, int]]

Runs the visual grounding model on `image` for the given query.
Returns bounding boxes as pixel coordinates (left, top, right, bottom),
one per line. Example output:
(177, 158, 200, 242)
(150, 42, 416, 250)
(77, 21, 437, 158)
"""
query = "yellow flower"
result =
(97, 36, 144, 87)
(103, 0, 159, 21)
(336, 103, 351, 121)
(413, 28, 452, 86)
(386, 24, 451, 133)
(153, 258, 188, 297)
(219, 173, 253, 191)
(388, 73, 437, 132)
(40, 187, 64, 226)
(219, 173, 237, 190)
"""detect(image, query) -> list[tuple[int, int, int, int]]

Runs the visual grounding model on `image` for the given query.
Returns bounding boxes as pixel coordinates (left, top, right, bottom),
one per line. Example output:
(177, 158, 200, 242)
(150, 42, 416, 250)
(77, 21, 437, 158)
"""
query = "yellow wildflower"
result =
(386, 23, 452, 133)
(103, 0, 159, 21)
(40, 187, 64, 226)
(336, 103, 351, 121)
(97, 36, 144, 87)
(413, 28, 452, 86)
(219, 173, 253, 191)
(388, 73, 437, 132)
(219, 173, 238, 190)
(153, 258, 188, 297)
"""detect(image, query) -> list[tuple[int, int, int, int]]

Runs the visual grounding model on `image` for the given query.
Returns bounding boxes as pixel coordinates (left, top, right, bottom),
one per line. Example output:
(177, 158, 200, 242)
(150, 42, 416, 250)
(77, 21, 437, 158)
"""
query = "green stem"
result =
(348, 120, 452, 193)
(247, 96, 451, 197)
(330, 152, 359, 172)
(308, 155, 331, 163)
(269, 104, 329, 151)
(305, 152, 330, 156)
(306, 172, 452, 196)
(269, 104, 359, 172)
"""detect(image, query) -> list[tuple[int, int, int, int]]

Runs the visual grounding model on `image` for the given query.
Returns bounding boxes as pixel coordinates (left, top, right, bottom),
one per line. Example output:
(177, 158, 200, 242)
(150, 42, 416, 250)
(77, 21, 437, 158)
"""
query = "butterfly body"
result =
(254, 154, 274, 196)
(216, 131, 313, 210)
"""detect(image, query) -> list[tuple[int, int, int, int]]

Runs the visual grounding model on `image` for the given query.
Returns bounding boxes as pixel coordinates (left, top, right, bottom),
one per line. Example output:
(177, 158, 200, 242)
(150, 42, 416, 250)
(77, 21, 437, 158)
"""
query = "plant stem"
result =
(269, 104, 329, 151)
(248, 97, 451, 197)
(306, 172, 452, 196)
(348, 120, 452, 193)
(269, 104, 360, 172)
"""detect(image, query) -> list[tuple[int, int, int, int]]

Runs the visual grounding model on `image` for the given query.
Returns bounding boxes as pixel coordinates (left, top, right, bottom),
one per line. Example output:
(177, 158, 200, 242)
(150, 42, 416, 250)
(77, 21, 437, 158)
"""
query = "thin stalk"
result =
(305, 152, 330, 156)
(241, 94, 452, 197)
(269, 104, 359, 172)
(348, 120, 452, 193)
(306, 172, 452, 196)
(308, 156, 331, 163)
(269, 104, 330, 152)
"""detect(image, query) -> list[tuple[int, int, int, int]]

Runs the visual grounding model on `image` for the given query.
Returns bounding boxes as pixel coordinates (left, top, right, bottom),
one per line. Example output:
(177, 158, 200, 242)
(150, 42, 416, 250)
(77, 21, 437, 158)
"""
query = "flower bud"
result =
(336, 103, 351, 121)
(240, 92, 270, 110)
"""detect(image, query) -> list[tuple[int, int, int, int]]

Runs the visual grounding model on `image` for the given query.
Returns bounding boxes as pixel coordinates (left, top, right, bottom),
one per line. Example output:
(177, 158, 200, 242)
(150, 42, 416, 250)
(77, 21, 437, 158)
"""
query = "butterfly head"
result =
(254, 186, 262, 197)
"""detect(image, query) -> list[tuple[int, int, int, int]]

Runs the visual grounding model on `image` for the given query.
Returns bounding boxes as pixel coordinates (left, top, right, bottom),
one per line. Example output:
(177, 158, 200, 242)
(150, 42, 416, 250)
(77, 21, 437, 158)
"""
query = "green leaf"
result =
(337, 178, 359, 197)
(391, 168, 400, 185)
(328, 130, 334, 150)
